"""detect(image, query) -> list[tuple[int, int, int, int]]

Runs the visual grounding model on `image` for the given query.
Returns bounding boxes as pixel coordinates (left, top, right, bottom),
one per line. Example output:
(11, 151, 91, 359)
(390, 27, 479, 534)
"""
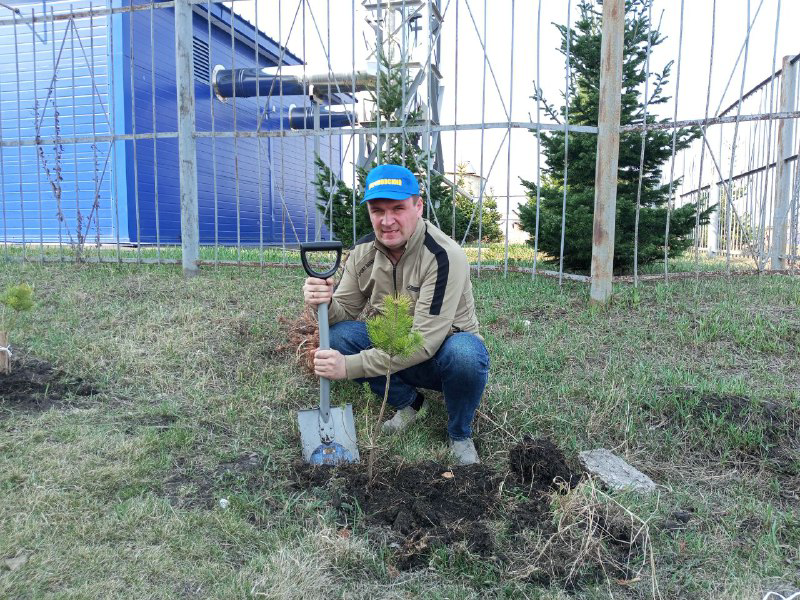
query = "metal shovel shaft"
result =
(318, 301, 331, 425)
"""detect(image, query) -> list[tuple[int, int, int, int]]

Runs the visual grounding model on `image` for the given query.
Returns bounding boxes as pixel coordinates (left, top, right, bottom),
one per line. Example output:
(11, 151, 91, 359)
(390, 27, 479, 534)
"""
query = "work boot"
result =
(449, 438, 480, 466)
(381, 397, 428, 435)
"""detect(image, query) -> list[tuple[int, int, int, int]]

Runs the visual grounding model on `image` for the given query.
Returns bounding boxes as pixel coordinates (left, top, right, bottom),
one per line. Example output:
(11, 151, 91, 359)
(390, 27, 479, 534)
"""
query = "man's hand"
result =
(303, 276, 335, 307)
(314, 348, 347, 380)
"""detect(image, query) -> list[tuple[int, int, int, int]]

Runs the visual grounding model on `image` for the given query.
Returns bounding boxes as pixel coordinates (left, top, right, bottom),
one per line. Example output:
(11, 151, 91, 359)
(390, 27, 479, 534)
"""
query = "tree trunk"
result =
(367, 361, 393, 488)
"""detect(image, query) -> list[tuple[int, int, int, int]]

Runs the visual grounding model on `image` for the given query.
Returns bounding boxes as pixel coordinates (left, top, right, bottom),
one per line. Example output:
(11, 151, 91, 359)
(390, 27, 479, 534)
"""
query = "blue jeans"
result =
(329, 320, 490, 440)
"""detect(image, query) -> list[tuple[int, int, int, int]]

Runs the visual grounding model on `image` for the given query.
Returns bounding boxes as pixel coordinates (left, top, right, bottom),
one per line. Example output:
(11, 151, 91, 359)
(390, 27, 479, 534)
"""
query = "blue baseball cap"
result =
(362, 164, 420, 204)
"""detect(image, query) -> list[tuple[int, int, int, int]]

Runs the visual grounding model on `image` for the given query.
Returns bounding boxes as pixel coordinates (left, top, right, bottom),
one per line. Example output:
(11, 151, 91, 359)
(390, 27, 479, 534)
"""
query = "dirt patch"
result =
(162, 470, 215, 510)
(216, 451, 264, 476)
(162, 452, 267, 510)
(0, 350, 98, 416)
(333, 460, 501, 570)
(292, 437, 588, 573)
(653, 392, 799, 472)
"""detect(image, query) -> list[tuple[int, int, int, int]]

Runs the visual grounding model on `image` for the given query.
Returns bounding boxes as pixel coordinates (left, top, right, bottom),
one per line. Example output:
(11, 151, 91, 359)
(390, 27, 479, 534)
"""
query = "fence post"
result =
(770, 56, 797, 270)
(590, 0, 624, 304)
(175, 0, 200, 277)
(708, 185, 719, 256)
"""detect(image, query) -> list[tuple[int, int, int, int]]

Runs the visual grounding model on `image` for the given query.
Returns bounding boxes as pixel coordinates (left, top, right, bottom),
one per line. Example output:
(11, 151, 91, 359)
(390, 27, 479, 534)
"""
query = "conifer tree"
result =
(518, 0, 712, 272)
(364, 294, 423, 486)
(314, 55, 502, 247)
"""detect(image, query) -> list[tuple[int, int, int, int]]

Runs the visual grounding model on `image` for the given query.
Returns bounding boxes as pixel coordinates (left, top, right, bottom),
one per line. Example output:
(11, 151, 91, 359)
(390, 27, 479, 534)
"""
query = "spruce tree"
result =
(518, 0, 711, 272)
(314, 56, 502, 247)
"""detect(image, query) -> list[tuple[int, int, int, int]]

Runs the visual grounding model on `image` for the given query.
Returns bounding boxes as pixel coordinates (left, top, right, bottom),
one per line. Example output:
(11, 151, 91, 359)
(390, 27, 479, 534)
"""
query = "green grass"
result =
(1, 241, 764, 276)
(1, 260, 798, 598)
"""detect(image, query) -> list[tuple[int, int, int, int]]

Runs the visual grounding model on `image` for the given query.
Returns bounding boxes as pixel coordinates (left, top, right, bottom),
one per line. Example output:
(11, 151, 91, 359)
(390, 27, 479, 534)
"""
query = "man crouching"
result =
(303, 164, 489, 465)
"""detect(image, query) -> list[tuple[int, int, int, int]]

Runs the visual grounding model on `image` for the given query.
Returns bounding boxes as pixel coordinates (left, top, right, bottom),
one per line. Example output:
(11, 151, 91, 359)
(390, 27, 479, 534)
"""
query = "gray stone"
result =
(579, 448, 656, 494)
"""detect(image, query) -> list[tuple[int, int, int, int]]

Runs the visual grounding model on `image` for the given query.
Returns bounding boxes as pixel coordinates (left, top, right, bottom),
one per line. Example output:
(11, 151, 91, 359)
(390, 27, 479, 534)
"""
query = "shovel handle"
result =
(318, 296, 332, 424)
(299, 241, 343, 279)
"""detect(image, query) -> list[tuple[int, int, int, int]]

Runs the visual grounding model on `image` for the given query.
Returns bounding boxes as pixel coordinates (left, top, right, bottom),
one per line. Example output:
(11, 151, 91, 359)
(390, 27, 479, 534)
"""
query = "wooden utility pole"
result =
(590, 0, 625, 304)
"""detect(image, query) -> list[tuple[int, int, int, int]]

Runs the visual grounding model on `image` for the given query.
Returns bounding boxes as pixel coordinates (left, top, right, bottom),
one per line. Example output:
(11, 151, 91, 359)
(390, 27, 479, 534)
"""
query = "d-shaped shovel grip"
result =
(299, 241, 343, 279)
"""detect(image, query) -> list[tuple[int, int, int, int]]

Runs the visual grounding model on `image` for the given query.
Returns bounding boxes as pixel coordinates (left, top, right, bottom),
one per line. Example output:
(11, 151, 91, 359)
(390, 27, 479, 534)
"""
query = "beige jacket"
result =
(328, 218, 481, 380)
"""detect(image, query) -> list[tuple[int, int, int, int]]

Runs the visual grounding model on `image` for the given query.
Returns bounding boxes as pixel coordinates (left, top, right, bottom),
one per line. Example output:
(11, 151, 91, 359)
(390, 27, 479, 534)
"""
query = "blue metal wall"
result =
(0, 0, 342, 246)
(121, 0, 341, 245)
(0, 0, 114, 245)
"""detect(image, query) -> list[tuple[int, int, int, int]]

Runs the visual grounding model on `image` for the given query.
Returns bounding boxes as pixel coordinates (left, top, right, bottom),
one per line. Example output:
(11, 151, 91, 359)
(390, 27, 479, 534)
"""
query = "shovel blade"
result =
(297, 404, 359, 465)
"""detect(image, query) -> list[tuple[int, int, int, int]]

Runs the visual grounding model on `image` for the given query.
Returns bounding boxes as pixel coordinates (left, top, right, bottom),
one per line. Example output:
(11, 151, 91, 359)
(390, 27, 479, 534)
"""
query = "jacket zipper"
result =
(374, 246, 400, 297)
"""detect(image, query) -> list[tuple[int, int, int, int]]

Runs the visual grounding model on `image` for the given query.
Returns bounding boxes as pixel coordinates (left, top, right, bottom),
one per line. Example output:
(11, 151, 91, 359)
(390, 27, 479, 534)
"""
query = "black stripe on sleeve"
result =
(423, 232, 449, 316)
(352, 232, 376, 248)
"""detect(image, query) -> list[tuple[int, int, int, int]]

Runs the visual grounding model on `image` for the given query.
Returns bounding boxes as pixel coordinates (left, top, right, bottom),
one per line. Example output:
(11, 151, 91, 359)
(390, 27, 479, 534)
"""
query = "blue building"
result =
(0, 0, 340, 247)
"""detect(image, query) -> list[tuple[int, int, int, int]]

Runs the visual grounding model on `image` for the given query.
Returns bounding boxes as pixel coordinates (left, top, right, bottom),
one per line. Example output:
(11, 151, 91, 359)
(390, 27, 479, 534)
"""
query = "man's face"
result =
(366, 195, 423, 251)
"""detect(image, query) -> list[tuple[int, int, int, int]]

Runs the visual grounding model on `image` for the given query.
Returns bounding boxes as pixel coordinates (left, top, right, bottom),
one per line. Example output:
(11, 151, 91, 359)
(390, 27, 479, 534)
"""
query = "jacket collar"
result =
(371, 217, 427, 259)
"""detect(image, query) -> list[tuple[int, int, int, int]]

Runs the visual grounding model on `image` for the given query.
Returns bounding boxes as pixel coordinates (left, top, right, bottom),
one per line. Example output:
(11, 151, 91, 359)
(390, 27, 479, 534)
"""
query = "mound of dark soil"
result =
(0, 351, 97, 415)
(292, 437, 583, 571)
(509, 435, 581, 491)
(335, 460, 500, 569)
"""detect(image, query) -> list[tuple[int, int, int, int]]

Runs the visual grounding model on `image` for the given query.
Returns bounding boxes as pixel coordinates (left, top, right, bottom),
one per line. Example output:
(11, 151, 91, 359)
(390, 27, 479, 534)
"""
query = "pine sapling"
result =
(0, 283, 34, 375)
(365, 294, 424, 486)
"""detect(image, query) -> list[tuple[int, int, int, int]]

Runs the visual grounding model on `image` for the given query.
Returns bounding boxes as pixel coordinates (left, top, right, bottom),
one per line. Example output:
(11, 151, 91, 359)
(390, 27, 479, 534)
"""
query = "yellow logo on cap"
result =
(368, 178, 403, 190)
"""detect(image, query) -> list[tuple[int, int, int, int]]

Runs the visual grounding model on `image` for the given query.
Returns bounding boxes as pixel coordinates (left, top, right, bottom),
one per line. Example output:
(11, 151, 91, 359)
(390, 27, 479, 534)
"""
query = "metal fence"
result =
(0, 0, 798, 302)
(677, 54, 800, 269)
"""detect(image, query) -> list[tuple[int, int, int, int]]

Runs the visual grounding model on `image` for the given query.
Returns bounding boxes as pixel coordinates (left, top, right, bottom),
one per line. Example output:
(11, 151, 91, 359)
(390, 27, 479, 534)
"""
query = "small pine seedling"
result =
(0, 283, 34, 375)
(365, 295, 424, 485)
(0, 283, 34, 330)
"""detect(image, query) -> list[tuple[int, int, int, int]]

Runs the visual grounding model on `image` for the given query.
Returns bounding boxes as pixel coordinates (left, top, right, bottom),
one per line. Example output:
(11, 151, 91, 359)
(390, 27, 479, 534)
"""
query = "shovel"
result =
(297, 241, 360, 465)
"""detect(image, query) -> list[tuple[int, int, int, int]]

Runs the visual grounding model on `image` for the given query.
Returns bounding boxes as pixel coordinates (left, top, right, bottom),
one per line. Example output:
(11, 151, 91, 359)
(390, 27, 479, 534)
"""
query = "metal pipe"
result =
(0, 18, 6, 260)
(230, 0, 241, 263)
(32, 6, 44, 261)
(503, 0, 515, 278)
(724, 0, 751, 274)
(207, 0, 219, 266)
(150, 1, 161, 262)
(70, 9, 79, 258)
(106, 0, 120, 263)
(756, 0, 782, 268)
(129, 3, 141, 260)
(633, 0, 654, 287)
(476, 0, 486, 274)
(694, 0, 717, 270)
(663, 0, 685, 281)
(558, 0, 573, 286)
(13, 11, 27, 259)
(52, 7, 62, 262)
(451, 0, 458, 239)
(212, 67, 376, 101)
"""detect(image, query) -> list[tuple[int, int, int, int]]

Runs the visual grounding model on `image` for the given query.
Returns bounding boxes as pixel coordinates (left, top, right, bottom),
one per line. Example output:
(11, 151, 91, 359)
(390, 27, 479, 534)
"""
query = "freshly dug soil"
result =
(509, 435, 581, 491)
(334, 460, 500, 570)
(292, 436, 584, 571)
(0, 350, 97, 415)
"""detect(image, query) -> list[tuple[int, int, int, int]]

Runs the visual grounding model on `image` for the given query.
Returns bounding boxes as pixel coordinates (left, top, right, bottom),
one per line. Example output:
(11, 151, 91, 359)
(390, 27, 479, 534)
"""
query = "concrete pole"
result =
(175, 0, 200, 277)
(770, 56, 797, 270)
(590, 0, 624, 304)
